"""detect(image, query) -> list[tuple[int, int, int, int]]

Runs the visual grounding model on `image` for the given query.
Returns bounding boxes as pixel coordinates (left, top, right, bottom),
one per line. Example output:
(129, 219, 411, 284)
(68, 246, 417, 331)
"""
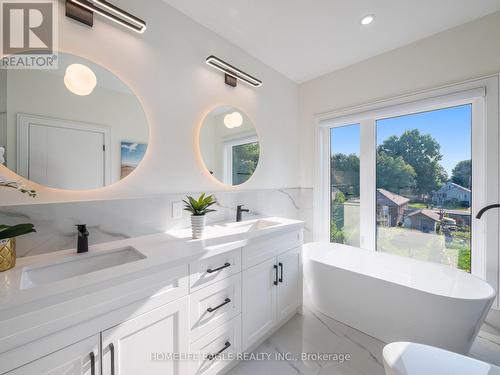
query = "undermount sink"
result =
(20, 246, 146, 289)
(215, 219, 281, 232)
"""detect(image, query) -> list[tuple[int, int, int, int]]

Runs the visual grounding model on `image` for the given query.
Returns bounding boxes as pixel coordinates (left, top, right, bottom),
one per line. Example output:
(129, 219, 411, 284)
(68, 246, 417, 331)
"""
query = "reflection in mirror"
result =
(200, 106, 259, 186)
(0, 53, 149, 190)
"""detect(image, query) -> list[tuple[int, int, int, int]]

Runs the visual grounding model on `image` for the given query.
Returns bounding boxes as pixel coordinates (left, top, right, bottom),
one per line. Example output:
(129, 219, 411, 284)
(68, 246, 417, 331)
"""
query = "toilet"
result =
(383, 342, 500, 375)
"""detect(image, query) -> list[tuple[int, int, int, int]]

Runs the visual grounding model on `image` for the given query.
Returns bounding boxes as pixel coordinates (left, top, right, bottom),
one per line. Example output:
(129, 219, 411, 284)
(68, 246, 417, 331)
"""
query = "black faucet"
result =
(76, 224, 89, 254)
(476, 204, 500, 219)
(236, 205, 250, 222)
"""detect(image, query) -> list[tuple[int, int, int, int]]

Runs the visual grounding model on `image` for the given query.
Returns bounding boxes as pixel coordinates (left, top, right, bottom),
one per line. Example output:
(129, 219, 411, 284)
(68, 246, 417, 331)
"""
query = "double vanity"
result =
(0, 49, 300, 375)
(0, 217, 303, 375)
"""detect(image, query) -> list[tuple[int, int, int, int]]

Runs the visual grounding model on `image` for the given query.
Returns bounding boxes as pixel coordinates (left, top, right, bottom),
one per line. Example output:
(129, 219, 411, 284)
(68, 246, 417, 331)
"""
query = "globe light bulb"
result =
(64, 64, 97, 96)
(224, 111, 243, 129)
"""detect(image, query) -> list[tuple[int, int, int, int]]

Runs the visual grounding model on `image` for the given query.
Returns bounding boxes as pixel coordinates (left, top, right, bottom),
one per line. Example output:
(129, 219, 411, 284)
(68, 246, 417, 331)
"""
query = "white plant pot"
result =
(191, 215, 206, 239)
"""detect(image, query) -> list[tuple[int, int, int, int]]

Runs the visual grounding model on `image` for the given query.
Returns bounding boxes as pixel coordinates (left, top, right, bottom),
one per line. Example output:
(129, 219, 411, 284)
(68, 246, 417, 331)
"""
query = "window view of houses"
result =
(331, 104, 472, 272)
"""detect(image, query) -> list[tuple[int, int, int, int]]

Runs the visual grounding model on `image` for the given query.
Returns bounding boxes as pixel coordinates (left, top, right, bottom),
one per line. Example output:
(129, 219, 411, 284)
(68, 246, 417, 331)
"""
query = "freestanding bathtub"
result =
(303, 242, 496, 354)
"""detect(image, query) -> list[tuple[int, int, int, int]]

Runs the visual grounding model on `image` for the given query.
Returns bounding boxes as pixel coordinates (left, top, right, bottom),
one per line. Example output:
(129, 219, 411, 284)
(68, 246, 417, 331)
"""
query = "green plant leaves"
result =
(0, 223, 36, 240)
(183, 193, 217, 216)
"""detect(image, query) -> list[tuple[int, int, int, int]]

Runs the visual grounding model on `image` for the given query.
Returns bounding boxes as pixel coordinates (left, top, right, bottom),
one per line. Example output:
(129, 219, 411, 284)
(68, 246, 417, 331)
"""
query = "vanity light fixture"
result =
(64, 63, 97, 96)
(224, 111, 243, 129)
(206, 55, 262, 88)
(66, 0, 146, 34)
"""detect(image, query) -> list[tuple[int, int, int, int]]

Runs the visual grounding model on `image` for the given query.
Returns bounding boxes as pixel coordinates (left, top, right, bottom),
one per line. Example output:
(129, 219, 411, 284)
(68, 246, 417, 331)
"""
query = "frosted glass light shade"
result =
(224, 111, 243, 128)
(64, 63, 97, 96)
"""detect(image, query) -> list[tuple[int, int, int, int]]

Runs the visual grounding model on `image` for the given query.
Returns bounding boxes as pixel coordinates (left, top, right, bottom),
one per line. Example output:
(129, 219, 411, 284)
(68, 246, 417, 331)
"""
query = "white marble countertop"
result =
(0, 216, 303, 356)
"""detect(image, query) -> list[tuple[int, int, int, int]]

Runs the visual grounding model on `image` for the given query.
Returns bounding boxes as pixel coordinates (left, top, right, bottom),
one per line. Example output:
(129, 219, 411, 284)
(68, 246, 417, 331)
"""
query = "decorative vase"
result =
(0, 238, 16, 272)
(191, 215, 206, 239)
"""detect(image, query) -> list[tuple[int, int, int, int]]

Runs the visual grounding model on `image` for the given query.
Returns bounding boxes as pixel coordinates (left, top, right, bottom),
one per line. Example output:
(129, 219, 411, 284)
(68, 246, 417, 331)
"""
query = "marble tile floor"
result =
(228, 307, 500, 375)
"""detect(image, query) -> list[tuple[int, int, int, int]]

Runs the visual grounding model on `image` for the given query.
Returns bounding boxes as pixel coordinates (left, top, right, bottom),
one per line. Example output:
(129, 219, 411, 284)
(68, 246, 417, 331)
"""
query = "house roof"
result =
(377, 189, 410, 206)
(445, 209, 471, 216)
(408, 209, 441, 222)
(436, 182, 471, 193)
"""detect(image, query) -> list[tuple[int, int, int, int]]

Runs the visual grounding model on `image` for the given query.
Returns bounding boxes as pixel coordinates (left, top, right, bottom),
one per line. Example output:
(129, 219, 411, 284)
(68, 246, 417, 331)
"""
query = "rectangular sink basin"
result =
(215, 219, 281, 232)
(20, 246, 145, 289)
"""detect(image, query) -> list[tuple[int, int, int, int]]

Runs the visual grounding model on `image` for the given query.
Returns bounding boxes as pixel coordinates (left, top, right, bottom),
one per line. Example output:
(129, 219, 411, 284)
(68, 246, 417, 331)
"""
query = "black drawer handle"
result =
(89, 352, 95, 375)
(273, 264, 278, 286)
(278, 262, 283, 283)
(207, 262, 231, 274)
(207, 298, 231, 313)
(109, 343, 115, 375)
(207, 341, 231, 360)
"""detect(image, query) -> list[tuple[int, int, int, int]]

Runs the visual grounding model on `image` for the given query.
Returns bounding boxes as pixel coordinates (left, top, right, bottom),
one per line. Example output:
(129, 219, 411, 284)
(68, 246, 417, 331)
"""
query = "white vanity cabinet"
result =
(276, 247, 302, 321)
(241, 231, 303, 350)
(102, 296, 189, 375)
(189, 274, 241, 342)
(8, 297, 190, 375)
(1, 223, 303, 375)
(187, 249, 243, 375)
(188, 315, 241, 375)
(241, 258, 278, 349)
(5, 335, 99, 375)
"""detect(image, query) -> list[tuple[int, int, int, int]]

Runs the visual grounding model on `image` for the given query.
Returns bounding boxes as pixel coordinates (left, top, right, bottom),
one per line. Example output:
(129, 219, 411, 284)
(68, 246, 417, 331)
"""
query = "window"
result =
(376, 105, 472, 272)
(316, 78, 499, 287)
(330, 124, 360, 246)
(224, 136, 259, 185)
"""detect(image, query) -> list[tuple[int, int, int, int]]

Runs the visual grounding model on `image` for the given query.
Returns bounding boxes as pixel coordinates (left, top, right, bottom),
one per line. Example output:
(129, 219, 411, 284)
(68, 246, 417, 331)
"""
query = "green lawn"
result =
(377, 227, 471, 273)
(408, 203, 427, 209)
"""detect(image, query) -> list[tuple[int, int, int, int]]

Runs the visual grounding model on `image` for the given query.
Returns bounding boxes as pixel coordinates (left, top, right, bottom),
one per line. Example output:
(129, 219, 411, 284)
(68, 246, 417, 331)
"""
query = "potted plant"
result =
(0, 224, 36, 271)
(183, 193, 216, 239)
(0, 178, 36, 271)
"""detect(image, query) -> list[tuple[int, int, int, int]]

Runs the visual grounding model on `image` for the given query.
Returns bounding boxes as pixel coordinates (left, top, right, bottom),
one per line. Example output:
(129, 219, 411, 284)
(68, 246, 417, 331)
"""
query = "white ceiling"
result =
(162, 0, 500, 83)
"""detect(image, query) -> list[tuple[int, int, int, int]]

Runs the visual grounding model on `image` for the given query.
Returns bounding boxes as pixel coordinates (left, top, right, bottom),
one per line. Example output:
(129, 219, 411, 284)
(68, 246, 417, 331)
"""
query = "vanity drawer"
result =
(189, 315, 241, 375)
(189, 249, 241, 291)
(242, 230, 302, 269)
(189, 274, 241, 342)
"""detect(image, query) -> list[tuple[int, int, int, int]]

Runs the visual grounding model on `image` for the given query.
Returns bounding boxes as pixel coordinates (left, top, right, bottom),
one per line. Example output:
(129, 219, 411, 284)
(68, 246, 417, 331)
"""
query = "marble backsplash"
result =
(0, 188, 313, 257)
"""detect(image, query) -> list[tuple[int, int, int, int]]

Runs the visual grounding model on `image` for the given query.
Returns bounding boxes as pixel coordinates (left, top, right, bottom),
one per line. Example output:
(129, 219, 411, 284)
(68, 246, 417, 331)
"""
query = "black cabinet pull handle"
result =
(207, 262, 231, 273)
(89, 352, 95, 375)
(207, 341, 231, 360)
(207, 298, 231, 313)
(273, 264, 278, 286)
(109, 343, 115, 375)
(278, 262, 283, 283)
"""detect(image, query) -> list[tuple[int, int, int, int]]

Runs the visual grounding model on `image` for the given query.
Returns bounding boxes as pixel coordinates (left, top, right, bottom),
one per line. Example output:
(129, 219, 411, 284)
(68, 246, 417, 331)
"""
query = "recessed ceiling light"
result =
(361, 14, 375, 26)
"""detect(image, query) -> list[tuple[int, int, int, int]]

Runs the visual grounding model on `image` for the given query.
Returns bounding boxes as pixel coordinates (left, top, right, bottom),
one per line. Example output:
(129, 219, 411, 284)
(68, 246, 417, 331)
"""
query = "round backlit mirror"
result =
(200, 106, 260, 186)
(0, 52, 149, 190)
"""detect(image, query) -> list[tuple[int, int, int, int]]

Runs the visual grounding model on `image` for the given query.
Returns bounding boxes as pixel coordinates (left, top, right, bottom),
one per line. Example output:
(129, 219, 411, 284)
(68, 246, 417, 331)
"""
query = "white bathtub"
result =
(303, 242, 496, 354)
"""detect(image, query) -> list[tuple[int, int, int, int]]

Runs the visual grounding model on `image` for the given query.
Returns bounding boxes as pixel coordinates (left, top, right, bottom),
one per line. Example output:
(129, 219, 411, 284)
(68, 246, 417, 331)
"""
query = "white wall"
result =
(299, 11, 500, 187)
(0, 0, 299, 204)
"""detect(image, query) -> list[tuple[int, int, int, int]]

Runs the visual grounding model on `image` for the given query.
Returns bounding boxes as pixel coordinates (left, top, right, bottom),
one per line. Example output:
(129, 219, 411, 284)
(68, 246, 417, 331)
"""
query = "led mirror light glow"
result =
(361, 14, 375, 25)
(64, 63, 97, 96)
(224, 111, 243, 129)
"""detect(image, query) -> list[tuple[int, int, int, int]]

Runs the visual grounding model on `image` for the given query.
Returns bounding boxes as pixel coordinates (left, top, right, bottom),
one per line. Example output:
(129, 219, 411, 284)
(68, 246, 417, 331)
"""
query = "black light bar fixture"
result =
(206, 55, 262, 88)
(66, 0, 146, 34)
